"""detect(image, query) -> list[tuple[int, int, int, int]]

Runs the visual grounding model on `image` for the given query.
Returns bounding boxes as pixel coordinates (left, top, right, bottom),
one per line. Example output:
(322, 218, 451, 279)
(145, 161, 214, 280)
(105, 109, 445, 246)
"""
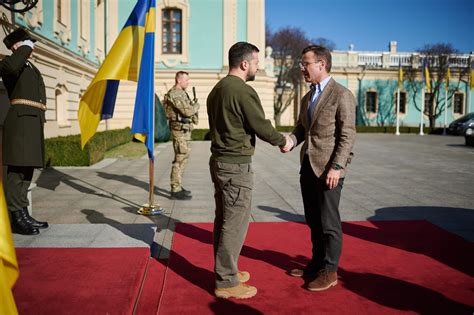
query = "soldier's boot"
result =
(22, 208, 49, 229)
(181, 187, 192, 196)
(170, 190, 192, 200)
(10, 210, 39, 235)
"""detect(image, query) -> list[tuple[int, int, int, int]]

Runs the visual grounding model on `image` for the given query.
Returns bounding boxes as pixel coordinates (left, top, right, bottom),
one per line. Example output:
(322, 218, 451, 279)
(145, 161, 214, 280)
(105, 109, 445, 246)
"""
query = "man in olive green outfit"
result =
(1, 27, 49, 235)
(207, 42, 292, 299)
(164, 71, 199, 200)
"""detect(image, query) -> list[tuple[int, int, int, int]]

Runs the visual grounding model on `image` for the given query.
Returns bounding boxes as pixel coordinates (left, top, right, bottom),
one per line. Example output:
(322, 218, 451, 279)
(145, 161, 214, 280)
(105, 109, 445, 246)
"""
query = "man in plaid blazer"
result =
(284, 45, 356, 292)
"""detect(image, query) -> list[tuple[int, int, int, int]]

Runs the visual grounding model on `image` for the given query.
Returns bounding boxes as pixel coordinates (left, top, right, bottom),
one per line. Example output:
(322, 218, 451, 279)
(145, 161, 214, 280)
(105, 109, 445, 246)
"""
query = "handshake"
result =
(280, 135, 294, 153)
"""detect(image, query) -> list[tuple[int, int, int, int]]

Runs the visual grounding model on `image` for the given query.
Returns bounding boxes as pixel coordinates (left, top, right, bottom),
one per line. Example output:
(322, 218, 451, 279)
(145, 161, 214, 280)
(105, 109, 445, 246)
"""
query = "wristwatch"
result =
(332, 163, 344, 170)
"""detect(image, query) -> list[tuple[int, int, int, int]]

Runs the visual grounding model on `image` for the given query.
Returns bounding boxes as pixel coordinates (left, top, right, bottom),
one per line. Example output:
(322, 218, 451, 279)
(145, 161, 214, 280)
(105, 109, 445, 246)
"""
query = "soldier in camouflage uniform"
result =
(164, 71, 200, 200)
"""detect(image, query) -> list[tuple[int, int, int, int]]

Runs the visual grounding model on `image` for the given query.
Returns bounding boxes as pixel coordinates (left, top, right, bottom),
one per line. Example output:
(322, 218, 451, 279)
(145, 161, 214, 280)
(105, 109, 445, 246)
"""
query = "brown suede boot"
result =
(307, 270, 338, 291)
(215, 283, 257, 299)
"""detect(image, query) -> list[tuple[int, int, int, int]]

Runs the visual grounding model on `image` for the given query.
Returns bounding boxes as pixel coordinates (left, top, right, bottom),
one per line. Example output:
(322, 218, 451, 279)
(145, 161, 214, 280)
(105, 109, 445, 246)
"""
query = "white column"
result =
(420, 88, 425, 136)
(247, 0, 266, 63)
(443, 89, 448, 135)
(222, 0, 237, 68)
(395, 88, 400, 135)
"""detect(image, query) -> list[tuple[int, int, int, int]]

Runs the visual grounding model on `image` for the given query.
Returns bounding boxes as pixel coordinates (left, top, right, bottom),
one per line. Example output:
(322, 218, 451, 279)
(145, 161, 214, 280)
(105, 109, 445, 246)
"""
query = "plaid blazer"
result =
(290, 78, 356, 178)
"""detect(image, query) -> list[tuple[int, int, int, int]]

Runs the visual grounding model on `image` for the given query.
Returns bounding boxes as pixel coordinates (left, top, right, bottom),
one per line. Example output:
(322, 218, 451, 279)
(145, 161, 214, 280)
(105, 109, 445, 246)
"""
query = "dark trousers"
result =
(210, 159, 253, 288)
(6, 165, 34, 211)
(300, 155, 343, 272)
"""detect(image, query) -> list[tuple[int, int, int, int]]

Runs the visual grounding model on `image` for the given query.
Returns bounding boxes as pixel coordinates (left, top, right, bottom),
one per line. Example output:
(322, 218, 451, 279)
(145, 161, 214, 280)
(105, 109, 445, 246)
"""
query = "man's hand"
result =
(326, 168, 341, 190)
(280, 135, 294, 153)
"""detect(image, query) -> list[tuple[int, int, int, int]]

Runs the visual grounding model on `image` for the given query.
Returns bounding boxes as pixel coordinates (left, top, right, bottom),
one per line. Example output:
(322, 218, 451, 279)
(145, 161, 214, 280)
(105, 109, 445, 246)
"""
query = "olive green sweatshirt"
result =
(207, 75, 285, 163)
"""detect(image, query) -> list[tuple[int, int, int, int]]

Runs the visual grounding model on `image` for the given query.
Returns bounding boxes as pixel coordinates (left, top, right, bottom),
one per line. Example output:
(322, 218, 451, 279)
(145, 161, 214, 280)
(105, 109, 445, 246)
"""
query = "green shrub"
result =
(276, 126, 295, 132)
(45, 127, 133, 166)
(191, 129, 210, 141)
(355, 126, 442, 134)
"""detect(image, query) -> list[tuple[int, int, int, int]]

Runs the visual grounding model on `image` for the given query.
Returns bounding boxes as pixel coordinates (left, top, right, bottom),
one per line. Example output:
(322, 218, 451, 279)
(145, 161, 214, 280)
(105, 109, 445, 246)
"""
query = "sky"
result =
(265, 0, 474, 53)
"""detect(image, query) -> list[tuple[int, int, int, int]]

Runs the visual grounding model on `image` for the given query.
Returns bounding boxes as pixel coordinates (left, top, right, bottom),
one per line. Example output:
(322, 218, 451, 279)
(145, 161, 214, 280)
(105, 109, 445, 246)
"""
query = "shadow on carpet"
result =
(157, 221, 474, 315)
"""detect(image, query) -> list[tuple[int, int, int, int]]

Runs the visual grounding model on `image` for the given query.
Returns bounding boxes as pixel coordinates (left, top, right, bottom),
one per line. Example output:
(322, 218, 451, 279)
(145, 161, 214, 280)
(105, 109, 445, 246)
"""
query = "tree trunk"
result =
(274, 112, 282, 127)
(429, 116, 436, 128)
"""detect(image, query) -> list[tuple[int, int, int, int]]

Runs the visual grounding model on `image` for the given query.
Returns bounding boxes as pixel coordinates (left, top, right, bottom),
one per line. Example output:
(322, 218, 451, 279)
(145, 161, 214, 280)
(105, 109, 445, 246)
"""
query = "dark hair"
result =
(228, 42, 259, 68)
(175, 71, 189, 82)
(302, 45, 332, 73)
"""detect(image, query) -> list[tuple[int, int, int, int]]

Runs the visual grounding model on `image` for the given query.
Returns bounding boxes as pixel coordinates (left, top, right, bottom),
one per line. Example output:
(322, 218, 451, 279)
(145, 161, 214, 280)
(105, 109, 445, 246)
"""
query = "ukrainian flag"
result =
(78, 0, 156, 159)
(398, 62, 403, 89)
(0, 182, 19, 315)
(445, 67, 450, 91)
(423, 59, 431, 92)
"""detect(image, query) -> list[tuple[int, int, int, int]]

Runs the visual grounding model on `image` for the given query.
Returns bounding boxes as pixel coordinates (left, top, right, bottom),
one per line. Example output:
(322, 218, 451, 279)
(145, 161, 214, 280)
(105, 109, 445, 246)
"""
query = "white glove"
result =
(21, 39, 35, 49)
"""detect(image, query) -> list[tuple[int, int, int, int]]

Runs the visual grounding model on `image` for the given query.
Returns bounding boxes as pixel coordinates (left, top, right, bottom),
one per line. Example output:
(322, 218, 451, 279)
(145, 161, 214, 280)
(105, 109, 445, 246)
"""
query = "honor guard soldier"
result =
(1, 27, 49, 235)
(164, 71, 199, 200)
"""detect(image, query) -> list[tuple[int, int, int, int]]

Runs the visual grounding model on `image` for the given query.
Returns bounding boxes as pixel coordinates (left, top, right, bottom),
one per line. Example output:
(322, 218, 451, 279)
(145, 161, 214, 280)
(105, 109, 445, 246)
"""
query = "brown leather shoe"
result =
(307, 270, 338, 291)
(289, 268, 319, 278)
(238, 271, 250, 283)
(215, 283, 257, 299)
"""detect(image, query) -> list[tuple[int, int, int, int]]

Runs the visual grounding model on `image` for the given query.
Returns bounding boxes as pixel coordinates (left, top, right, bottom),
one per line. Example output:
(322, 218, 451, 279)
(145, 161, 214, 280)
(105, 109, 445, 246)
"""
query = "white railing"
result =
(389, 54, 412, 67)
(358, 53, 383, 67)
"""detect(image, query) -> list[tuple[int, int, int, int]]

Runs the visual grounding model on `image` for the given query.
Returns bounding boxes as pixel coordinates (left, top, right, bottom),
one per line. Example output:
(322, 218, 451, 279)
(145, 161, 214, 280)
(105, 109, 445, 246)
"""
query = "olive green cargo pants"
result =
(209, 159, 253, 288)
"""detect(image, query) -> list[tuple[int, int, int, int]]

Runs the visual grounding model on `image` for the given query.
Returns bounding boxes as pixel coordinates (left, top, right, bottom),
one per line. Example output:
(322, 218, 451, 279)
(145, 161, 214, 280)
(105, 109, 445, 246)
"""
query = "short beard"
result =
(246, 72, 256, 82)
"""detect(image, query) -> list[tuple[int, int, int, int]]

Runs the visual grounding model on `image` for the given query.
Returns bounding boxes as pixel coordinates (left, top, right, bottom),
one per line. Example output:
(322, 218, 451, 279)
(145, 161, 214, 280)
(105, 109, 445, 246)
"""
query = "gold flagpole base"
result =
(137, 203, 163, 216)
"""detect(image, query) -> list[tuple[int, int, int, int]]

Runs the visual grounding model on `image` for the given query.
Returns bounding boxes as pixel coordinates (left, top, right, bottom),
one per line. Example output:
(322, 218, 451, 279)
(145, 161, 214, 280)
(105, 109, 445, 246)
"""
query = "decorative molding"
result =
(157, 0, 190, 67)
(53, 0, 71, 45)
(18, 2, 43, 29)
(77, 0, 90, 56)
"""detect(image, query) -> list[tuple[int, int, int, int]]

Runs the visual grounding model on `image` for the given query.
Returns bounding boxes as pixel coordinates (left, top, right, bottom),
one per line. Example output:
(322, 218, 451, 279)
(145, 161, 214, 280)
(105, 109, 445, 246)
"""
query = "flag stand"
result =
(137, 157, 163, 216)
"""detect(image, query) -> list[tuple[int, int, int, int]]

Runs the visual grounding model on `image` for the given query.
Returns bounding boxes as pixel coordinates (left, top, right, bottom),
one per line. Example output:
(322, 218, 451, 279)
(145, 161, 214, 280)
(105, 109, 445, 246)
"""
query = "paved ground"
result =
(12, 134, 474, 259)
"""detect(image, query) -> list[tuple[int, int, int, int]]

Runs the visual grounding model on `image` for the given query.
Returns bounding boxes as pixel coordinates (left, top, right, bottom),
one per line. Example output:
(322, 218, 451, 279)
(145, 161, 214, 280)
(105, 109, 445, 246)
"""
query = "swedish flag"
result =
(78, 0, 156, 159)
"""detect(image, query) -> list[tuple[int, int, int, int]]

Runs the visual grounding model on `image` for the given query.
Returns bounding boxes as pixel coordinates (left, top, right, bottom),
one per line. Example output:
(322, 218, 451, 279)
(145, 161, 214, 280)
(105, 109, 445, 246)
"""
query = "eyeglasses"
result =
(299, 60, 322, 69)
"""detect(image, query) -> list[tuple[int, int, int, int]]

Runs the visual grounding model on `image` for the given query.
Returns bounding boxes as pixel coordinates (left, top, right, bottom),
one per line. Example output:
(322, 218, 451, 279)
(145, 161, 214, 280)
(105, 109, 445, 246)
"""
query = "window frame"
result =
(365, 90, 378, 114)
(394, 91, 407, 115)
(452, 92, 465, 115)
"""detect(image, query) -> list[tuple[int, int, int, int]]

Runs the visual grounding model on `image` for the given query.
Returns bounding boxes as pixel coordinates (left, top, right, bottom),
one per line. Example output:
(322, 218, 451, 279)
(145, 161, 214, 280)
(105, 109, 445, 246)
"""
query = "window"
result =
(424, 93, 433, 115)
(394, 92, 407, 114)
(366, 91, 377, 113)
(57, 0, 62, 23)
(453, 93, 464, 115)
(54, 0, 71, 44)
(55, 85, 70, 127)
(162, 8, 182, 54)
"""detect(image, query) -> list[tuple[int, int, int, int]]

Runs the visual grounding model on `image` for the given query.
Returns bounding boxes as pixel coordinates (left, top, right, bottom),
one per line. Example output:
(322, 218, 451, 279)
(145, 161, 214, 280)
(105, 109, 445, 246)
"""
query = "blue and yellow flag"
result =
(423, 59, 431, 92)
(398, 61, 403, 89)
(0, 182, 19, 315)
(78, 0, 156, 159)
(445, 67, 450, 91)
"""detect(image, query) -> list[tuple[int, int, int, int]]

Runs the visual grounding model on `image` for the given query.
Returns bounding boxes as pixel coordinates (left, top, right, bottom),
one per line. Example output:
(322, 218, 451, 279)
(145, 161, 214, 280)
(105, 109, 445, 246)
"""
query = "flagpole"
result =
(420, 88, 425, 136)
(395, 87, 400, 135)
(443, 88, 448, 135)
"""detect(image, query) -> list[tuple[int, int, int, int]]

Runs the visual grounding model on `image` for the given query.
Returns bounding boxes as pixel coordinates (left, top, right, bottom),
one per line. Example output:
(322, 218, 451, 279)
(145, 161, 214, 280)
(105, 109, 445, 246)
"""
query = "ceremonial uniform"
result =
(1, 28, 48, 235)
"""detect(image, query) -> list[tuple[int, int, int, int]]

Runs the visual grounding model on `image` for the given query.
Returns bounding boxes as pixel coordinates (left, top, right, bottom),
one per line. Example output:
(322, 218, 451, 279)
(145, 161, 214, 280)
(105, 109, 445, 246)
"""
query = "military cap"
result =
(3, 27, 36, 49)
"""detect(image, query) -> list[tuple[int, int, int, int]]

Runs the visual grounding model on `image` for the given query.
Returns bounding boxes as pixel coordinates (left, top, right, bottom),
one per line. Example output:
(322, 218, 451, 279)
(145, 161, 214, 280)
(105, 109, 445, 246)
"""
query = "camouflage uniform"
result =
(164, 86, 200, 193)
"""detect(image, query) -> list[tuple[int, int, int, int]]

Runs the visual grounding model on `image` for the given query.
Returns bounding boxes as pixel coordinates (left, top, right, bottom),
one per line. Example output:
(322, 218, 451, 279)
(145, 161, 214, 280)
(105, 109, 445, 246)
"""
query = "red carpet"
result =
(158, 221, 474, 314)
(13, 248, 161, 315)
